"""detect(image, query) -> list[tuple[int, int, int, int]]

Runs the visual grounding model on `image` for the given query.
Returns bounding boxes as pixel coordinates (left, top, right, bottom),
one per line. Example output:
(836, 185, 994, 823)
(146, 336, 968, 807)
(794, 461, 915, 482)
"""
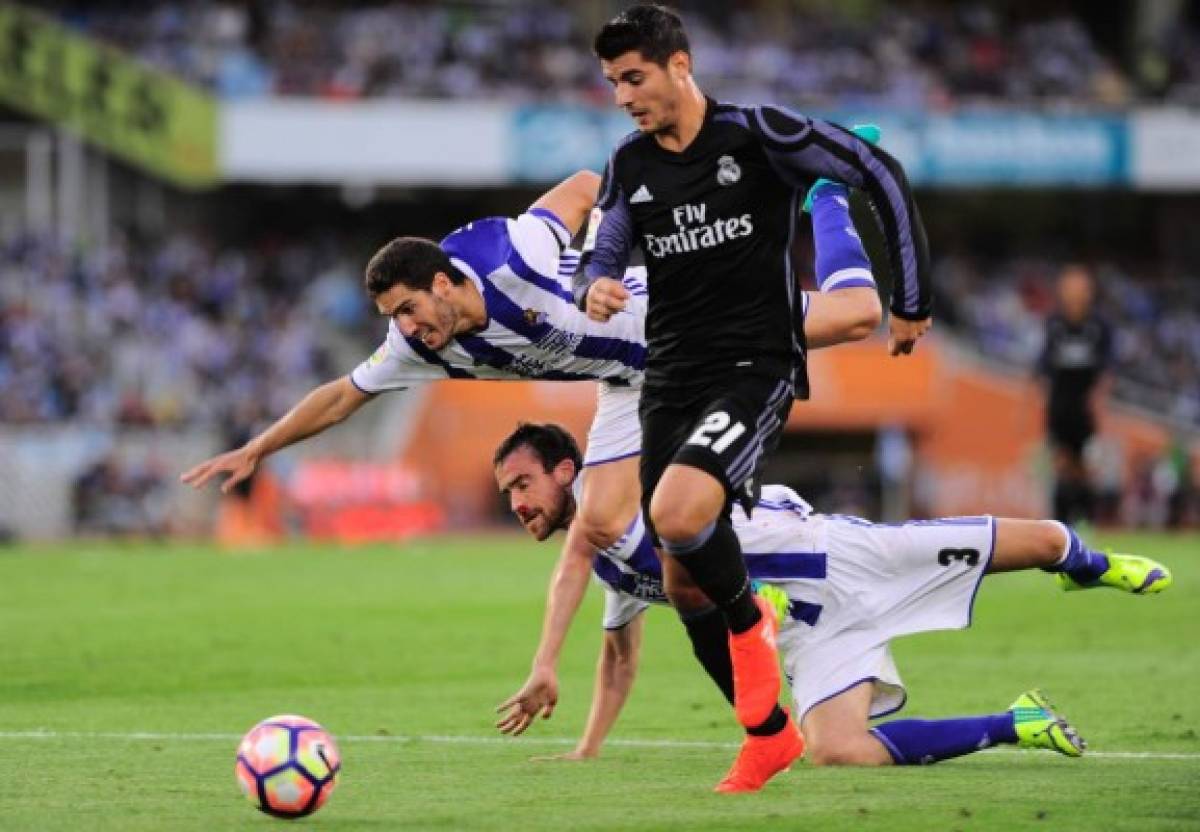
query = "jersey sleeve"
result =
(619, 264, 649, 319)
(744, 106, 931, 321)
(509, 209, 570, 281)
(557, 246, 583, 283)
(757, 484, 814, 516)
(602, 586, 649, 631)
(810, 185, 875, 292)
(580, 154, 636, 288)
(349, 323, 445, 393)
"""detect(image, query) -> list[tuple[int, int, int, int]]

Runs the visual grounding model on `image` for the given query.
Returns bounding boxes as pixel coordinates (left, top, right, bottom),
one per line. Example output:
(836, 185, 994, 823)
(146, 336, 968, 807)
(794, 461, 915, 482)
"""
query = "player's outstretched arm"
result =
(179, 376, 372, 493)
(533, 614, 644, 762)
(577, 153, 636, 317)
(530, 170, 602, 238)
(495, 521, 596, 736)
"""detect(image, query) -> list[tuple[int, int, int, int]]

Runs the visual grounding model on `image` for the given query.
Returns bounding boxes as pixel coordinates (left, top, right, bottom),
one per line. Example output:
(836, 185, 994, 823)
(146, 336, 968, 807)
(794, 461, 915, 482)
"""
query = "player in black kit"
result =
(1037, 264, 1112, 525)
(579, 5, 932, 792)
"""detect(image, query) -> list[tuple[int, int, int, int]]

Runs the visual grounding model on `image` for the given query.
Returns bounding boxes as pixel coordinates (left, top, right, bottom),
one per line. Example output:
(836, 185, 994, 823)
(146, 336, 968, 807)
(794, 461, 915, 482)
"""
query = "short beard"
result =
(539, 492, 574, 540)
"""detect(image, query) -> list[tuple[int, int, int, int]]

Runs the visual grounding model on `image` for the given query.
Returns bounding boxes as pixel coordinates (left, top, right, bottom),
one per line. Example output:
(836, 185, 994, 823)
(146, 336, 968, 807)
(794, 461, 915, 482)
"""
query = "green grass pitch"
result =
(1, 531, 1197, 830)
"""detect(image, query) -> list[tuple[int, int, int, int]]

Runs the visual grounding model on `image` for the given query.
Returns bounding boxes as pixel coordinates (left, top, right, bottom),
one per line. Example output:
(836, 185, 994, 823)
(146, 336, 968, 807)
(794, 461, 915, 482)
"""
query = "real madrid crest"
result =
(716, 154, 741, 186)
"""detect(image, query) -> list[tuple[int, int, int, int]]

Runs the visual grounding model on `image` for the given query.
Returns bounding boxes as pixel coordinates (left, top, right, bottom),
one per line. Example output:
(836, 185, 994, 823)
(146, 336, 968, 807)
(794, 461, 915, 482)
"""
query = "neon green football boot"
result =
(801, 123, 882, 213)
(1009, 689, 1086, 757)
(752, 580, 790, 627)
(1057, 552, 1172, 595)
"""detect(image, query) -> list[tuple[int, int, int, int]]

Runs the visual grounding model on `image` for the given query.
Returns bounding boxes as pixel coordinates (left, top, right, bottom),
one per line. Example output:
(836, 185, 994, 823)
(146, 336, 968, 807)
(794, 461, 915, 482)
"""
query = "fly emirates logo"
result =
(643, 203, 753, 259)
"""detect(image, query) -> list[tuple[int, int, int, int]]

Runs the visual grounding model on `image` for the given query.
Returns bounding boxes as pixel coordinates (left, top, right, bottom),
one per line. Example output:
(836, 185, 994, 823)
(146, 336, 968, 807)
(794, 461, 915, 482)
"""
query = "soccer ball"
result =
(236, 714, 341, 819)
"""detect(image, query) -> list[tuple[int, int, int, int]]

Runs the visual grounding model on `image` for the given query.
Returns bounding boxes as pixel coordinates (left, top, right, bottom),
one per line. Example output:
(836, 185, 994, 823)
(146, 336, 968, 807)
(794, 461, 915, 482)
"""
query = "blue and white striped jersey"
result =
(593, 484, 825, 630)
(351, 189, 869, 394)
(351, 208, 647, 393)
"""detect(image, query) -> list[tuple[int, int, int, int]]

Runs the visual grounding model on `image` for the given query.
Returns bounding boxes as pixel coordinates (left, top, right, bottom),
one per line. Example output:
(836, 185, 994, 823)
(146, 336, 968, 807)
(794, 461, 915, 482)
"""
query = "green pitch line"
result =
(4, 729, 1199, 759)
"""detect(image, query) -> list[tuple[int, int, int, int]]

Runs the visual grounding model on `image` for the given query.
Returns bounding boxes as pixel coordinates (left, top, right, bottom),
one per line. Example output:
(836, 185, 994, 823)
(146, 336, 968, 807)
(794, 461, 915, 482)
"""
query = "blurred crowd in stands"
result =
(935, 256, 1200, 428)
(937, 255, 1199, 529)
(46, 1, 1200, 109)
(0, 230, 374, 427)
(72, 449, 172, 536)
(0, 229, 380, 537)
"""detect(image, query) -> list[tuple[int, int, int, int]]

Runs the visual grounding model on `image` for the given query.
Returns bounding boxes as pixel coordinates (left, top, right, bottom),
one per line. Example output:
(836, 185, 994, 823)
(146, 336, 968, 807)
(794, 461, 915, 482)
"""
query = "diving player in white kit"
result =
(181, 166, 881, 562)
(492, 422, 1171, 790)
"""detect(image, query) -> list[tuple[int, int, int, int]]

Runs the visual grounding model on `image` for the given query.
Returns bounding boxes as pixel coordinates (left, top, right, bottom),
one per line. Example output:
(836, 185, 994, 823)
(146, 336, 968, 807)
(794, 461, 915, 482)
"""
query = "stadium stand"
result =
(2, 1, 1198, 536)
(0, 229, 375, 426)
(935, 255, 1200, 427)
(41, 1, 1199, 107)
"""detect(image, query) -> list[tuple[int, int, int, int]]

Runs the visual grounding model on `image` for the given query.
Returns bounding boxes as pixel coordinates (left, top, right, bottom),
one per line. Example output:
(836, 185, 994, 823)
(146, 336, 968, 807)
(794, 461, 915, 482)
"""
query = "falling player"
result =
(492, 423, 1170, 787)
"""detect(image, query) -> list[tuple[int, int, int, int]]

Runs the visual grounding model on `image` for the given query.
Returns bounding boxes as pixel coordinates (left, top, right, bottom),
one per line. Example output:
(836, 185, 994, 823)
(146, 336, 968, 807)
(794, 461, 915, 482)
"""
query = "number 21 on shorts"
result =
(687, 411, 746, 454)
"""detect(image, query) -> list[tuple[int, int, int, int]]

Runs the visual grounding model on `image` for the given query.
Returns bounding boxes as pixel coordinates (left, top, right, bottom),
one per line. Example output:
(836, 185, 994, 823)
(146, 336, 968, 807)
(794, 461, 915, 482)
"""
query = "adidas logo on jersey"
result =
(629, 184, 653, 204)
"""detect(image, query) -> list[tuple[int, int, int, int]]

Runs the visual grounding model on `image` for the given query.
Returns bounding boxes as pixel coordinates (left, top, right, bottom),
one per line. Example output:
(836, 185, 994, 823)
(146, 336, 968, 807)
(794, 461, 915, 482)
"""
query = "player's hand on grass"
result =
(585, 278, 629, 322)
(179, 447, 260, 494)
(888, 315, 932, 356)
(495, 667, 559, 736)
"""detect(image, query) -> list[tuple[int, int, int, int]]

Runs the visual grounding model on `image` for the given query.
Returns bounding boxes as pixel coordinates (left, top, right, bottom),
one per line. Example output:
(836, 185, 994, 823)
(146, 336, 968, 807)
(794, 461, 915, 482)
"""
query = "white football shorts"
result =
(776, 514, 996, 722)
(583, 381, 642, 466)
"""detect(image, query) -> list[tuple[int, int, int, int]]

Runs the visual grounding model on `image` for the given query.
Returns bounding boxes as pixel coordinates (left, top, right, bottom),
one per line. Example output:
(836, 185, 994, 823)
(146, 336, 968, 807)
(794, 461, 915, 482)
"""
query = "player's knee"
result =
(1034, 519, 1069, 565)
(649, 497, 710, 545)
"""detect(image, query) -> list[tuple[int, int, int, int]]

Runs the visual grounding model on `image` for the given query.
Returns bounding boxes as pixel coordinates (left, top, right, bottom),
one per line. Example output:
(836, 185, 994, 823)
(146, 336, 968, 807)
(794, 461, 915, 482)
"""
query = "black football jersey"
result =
(582, 98, 931, 390)
(1039, 314, 1112, 411)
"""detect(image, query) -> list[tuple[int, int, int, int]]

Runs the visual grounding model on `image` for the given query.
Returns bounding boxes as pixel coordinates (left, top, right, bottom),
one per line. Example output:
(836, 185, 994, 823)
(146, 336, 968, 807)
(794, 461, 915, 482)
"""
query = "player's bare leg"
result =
(803, 679, 1082, 766)
(801, 682, 892, 766)
(987, 519, 1069, 572)
(650, 463, 727, 544)
(653, 463, 781, 725)
(801, 652, 1082, 766)
(576, 456, 641, 551)
(989, 518, 1171, 593)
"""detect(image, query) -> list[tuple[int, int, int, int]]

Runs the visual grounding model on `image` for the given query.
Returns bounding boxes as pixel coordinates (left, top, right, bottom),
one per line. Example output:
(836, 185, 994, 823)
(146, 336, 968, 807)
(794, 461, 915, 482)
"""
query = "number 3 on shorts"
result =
(687, 411, 747, 455)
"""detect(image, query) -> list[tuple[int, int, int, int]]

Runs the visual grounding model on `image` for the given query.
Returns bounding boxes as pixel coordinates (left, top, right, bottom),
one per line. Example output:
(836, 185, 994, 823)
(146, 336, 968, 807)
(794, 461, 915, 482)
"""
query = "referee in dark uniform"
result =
(1038, 264, 1112, 525)
(578, 5, 932, 791)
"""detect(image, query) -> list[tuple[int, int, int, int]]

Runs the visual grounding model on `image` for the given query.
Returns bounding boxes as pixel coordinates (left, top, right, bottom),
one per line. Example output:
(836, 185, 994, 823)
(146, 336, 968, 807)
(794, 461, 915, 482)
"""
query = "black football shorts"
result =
(639, 372, 794, 531)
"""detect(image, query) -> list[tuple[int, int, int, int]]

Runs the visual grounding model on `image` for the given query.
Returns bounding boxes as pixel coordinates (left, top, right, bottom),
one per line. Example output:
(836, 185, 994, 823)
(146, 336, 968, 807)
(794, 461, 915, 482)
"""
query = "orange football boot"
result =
(728, 593, 783, 728)
(714, 709, 805, 793)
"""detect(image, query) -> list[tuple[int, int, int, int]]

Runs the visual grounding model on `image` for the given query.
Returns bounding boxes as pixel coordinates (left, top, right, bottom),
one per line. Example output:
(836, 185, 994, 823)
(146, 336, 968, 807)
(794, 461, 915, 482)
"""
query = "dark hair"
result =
(364, 236, 466, 298)
(493, 422, 583, 475)
(593, 4, 689, 66)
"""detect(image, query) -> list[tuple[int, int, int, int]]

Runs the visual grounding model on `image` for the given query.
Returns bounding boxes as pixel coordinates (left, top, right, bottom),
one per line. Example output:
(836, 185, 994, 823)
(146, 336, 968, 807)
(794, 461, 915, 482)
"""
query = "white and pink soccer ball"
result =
(236, 714, 341, 819)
